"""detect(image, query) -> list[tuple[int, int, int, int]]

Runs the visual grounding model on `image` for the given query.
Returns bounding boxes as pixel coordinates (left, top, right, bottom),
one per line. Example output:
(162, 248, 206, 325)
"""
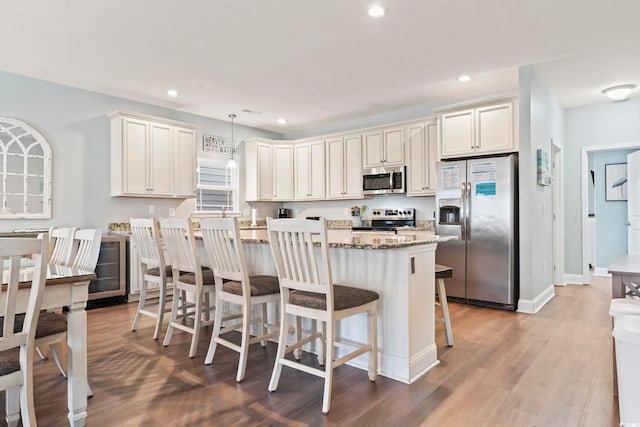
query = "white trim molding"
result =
(564, 274, 585, 285)
(593, 267, 611, 277)
(517, 285, 555, 314)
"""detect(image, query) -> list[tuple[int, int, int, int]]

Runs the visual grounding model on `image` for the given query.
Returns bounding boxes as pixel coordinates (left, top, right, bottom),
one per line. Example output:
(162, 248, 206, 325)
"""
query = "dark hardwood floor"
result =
(17, 276, 618, 426)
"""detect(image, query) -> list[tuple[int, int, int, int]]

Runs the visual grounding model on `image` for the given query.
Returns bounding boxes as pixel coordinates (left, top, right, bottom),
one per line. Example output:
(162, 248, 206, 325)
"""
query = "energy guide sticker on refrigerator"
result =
(435, 154, 519, 310)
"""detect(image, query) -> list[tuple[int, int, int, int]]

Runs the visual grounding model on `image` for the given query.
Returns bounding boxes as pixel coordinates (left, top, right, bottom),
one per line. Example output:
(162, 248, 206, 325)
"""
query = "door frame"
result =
(552, 142, 564, 286)
(580, 141, 640, 283)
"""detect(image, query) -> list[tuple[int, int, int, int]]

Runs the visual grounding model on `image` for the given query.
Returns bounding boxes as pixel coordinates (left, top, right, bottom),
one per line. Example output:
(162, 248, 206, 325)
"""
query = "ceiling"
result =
(1, 1, 640, 135)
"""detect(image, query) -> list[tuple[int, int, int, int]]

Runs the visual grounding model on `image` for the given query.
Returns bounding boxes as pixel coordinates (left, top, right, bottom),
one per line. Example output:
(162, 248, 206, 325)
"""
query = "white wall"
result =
(0, 71, 281, 232)
(564, 97, 640, 274)
(518, 65, 564, 305)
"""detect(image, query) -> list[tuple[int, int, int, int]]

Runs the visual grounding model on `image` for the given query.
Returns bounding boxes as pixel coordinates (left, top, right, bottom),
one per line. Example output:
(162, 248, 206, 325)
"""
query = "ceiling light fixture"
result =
(368, 6, 385, 18)
(602, 84, 636, 101)
(167, 89, 179, 98)
(277, 118, 287, 125)
(457, 75, 471, 83)
(226, 114, 238, 169)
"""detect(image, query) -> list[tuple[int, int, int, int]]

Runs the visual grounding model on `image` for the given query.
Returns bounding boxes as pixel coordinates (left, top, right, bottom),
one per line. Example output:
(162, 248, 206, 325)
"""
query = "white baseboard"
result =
(563, 274, 585, 285)
(593, 267, 612, 277)
(517, 284, 555, 314)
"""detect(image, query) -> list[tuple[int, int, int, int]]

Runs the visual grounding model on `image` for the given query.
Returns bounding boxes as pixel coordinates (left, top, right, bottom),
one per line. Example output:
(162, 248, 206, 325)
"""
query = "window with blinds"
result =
(195, 160, 237, 213)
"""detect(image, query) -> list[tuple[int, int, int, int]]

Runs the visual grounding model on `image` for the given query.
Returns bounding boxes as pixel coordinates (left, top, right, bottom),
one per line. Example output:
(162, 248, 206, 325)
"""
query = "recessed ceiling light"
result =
(457, 75, 471, 83)
(368, 6, 385, 18)
(602, 84, 636, 101)
(167, 89, 179, 98)
(277, 118, 287, 125)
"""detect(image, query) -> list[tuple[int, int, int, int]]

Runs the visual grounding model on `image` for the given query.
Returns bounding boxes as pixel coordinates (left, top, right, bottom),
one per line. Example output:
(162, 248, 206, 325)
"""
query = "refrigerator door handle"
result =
(460, 182, 467, 241)
(466, 182, 471, 241)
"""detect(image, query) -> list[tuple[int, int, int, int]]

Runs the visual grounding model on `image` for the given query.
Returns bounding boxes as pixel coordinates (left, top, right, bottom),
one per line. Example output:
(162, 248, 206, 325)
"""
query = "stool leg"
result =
(438, 278, 454, 346)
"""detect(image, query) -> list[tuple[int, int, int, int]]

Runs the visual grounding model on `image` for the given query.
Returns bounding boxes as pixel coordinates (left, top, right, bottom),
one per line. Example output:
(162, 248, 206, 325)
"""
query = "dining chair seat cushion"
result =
(178, 267, 215, 286)
(146, 265, 173, 277)
(435, 264, 453, 279)
(35, 312, 67, 337)
(0, 349, 20, 375)
(222, 275, 280, 297)
(290, 285, 379, 311)
(0, 312, 67, 338)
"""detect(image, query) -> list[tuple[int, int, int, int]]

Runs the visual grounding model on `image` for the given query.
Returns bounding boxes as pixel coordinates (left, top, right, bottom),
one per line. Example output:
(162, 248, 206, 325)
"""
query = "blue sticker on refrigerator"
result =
(475, 182, 496, 196)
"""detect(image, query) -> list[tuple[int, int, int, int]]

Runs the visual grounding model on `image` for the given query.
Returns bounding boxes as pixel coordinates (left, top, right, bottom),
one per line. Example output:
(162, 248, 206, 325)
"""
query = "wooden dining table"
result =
(3, 263, 95, 427)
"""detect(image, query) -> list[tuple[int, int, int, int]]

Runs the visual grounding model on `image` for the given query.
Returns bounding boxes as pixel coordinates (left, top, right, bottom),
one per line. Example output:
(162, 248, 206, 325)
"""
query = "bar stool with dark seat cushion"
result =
(130, 217, 174, 340)
(200, 218, 280, 382)
(267, 218, 379, 414)
(160, 218, 215, 358)
(435, 264, 454, 346)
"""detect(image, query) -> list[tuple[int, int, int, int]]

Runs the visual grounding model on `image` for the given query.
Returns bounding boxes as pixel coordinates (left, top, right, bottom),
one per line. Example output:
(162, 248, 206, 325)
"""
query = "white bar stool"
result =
(435, 264, 454, 346)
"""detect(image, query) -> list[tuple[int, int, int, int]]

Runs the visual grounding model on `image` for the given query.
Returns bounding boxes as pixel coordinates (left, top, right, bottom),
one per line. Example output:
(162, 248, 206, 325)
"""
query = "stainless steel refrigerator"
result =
(435, 154, 518, 310)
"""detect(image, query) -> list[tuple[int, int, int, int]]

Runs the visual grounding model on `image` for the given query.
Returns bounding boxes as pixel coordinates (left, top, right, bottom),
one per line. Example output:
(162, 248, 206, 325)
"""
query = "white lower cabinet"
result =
(407, 119, 438, 196)
(110, 111, 197, 198)
(326, 134, 363, 199)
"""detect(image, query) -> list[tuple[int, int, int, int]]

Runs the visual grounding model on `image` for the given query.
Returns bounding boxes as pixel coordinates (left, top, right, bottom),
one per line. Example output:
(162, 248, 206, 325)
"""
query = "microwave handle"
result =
(389, 173, 394, 190)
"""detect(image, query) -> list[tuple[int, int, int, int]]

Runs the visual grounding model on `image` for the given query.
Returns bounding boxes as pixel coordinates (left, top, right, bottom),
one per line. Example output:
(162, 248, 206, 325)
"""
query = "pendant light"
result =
(226, 113, 238, 169)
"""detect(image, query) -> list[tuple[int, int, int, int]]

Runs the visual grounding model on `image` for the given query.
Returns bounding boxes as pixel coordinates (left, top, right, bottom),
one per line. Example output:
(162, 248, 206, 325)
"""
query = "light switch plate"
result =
(169, 208, 176, 217)
(148, 204, 155, 214)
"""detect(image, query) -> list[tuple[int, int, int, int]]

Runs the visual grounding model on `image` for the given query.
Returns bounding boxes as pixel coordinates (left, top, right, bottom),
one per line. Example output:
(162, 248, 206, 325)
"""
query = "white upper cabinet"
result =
(295, 141, 325, 200)
(407, 119, 438, 196)
(439, 96, 518, 159)
(326, 134, 363, 199)
(111, 111, 196, 198)
(363, 126, 404, 168)
(273, 145, 294, 201)
(245, 138, 273, 201)
(173, 127, 197, 197)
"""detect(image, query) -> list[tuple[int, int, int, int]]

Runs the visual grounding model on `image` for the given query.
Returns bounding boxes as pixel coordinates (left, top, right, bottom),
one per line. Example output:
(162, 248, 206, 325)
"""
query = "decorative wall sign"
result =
(202, 133, 233, 154)
(536, 149, 551, 186)
(605, 163, 628, 201)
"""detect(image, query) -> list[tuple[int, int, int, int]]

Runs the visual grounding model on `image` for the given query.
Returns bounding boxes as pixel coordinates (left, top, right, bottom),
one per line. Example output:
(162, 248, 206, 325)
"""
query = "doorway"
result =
(581, 141, 640, 283)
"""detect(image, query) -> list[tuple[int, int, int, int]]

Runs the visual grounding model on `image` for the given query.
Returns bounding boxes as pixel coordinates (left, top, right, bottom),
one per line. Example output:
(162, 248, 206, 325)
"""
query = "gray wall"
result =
(518, 65, 564, 301)
(0, 71, 281, 232)
(564, 97, 640, 275)
(593, 149, 637, 268)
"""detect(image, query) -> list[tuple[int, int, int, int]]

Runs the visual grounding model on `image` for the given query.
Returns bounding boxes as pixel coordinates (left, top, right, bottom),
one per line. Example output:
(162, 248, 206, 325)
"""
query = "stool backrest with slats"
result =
(200, 217, 248, 288)
(49, 227, 77, 266)
(267, 218, 333, 310)
(130, 217, 166, 271)
(160, 218, 201, 284)
(68, 229, 102, 272)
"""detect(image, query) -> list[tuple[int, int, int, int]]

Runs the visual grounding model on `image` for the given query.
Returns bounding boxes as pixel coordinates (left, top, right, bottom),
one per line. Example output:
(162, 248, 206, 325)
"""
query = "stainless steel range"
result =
(352, 208, 416, 232)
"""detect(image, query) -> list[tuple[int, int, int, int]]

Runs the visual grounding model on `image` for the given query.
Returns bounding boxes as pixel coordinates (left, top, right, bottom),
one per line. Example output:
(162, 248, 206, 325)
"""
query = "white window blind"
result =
(195, 159, 237, 213)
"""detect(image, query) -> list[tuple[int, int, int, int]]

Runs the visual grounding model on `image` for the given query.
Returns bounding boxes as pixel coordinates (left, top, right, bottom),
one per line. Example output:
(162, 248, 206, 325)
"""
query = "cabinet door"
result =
(406, 124, 426, 195)
(257, 143, 273, 200)
(425, 121, 438, 193)
(273, 145, 294, 200)
(343, 134, 363, 198)
(122, 117, 149, 195)
(173, 127, 196, 197)
(363, 130, 383, 168)
(148, 122, 173, 196)
(326, 137, 345, 199)
(383, 127, 404, 166)
(295, 144, 310, 199)
(309, 141, 325, 199)
(441, 109, 475, 158)
(475, 102, 514, 154)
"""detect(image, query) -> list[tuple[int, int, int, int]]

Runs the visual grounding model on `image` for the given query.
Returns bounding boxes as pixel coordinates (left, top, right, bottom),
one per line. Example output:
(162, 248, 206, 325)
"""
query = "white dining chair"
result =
(200, 217, 280, 382)
(0, 237, 49, 427)
(129, 217, 173, 340)
(48, 227, 77, 266)
(266, 218, 379, 414)
(161, 217, 215, 358)
(36, 228, 101, 380)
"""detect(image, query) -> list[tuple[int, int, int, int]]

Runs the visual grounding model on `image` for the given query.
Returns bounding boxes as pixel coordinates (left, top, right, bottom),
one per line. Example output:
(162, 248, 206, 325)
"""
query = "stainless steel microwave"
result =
(362, 166, 405, 195)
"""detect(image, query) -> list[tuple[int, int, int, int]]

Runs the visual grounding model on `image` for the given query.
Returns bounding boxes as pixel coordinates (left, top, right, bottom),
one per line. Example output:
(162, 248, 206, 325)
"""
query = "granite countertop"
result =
(195, 229, 453, 250)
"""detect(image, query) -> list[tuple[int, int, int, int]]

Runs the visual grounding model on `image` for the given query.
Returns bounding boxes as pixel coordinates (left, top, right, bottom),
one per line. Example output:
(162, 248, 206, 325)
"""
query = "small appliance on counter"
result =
(277, 208, 292, 218)
(351, 208, 415, 233)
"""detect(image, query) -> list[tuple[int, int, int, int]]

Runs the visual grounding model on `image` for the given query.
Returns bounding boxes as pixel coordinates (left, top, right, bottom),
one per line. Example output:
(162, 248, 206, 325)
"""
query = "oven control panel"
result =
(371, 208, 415, 220)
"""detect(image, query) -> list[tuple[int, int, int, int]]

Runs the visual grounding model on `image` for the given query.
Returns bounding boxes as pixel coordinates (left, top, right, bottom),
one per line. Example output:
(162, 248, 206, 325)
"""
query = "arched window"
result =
(0, 118, 52, 218)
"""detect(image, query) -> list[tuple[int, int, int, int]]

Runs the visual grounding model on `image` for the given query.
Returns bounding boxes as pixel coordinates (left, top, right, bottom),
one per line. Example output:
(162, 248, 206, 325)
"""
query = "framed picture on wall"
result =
(605, 163, 628, 201)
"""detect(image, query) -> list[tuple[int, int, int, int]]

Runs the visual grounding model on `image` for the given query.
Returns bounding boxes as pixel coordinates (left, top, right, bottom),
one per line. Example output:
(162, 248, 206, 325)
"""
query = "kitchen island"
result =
(230, 228, 453, 384)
